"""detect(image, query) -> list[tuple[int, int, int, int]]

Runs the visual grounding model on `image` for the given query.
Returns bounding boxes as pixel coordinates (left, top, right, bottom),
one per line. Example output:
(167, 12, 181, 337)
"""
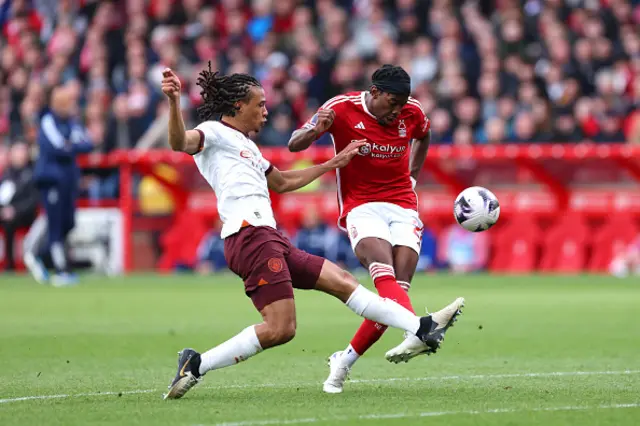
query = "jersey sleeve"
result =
(194, 121, 220, 153)
(408, 98, 431, 140)
(260, 157, 273, 175)
(300, 95, 347, 137)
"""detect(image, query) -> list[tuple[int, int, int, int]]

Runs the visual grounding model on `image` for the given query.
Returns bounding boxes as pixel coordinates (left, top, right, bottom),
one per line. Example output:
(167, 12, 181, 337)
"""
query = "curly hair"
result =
(370, 64, 411, 95)
(196, 62, 262, 121)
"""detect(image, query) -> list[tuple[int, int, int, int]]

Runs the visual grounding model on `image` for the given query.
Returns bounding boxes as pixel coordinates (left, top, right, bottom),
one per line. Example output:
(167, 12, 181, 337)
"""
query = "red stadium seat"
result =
(157, 213, 210, 272)
(489, 217, 541, 273)
(539, 215, 590, 273)
(588, 217, 639, 273)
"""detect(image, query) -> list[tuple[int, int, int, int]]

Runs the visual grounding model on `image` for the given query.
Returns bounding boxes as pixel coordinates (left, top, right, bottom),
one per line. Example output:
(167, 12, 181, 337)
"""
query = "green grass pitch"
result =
(0, 273, 639, 425)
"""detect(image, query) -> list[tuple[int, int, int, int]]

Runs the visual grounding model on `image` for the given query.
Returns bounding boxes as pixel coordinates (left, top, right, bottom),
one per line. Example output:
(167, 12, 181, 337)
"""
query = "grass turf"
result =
(0, 273, 638, 426)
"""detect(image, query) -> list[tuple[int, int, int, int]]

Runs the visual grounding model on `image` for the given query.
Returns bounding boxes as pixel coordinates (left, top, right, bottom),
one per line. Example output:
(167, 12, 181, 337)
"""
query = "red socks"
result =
(349, 263, 414, 355)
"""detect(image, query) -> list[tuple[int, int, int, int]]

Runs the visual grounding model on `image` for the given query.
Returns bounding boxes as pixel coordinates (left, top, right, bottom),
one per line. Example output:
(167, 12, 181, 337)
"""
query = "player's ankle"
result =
(191, 353, 203, 378)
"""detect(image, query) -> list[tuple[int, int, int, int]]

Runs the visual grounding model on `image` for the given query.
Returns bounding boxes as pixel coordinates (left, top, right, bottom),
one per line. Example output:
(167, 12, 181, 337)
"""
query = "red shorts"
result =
(224, 226, 325, 311)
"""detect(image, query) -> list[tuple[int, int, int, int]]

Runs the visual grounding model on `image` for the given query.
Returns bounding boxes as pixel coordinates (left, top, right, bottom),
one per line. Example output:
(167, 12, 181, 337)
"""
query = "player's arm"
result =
(162, 68, 203, 155)
(70, 121, 95, 154)
(268, 140, 364, 193)
(409, 103, 431, 188)
(409, 129, 431, 188)
(288, 109, 335, 152)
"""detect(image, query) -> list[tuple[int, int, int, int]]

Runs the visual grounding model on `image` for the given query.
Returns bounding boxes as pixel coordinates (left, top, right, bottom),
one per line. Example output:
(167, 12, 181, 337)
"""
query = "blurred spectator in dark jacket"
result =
(0, 142, 37, 271)
(195, 221, 227, 275)
(293, 205, 339, 262)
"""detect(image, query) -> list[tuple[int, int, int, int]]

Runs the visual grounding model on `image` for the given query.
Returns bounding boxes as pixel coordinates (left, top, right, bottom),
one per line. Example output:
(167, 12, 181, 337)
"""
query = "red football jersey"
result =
(302, 91, 430, 229)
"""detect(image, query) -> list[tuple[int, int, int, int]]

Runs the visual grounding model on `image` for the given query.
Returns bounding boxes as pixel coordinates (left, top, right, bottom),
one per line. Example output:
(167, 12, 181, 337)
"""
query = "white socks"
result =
(345, 285, 421, 335)
(199, 325, 263, 376)
(397, 280, 411, 292)
(341, 344, 360, 368)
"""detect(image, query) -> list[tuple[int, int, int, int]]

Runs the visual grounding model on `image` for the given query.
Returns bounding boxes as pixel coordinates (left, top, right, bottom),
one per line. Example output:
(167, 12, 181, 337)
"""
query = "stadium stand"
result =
(0, 0, 639, 274)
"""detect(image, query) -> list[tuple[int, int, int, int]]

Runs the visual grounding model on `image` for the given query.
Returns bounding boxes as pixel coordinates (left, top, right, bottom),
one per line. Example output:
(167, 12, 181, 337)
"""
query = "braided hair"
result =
(196, 62, 262, 121)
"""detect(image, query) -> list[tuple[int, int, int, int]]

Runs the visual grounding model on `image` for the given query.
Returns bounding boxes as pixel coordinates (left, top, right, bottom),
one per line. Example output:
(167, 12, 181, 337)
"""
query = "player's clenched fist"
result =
(327, 140, 366, 169)
(313, 109, 335, 133)
(162, 68, 181, 102)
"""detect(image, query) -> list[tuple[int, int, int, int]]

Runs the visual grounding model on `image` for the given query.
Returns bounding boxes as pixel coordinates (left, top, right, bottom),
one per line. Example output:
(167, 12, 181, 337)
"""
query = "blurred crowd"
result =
(0, 0, 639, 156)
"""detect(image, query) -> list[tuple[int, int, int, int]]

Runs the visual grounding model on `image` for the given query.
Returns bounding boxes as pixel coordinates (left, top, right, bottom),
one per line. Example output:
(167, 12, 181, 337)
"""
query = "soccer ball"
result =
(453, 186, 500, 232)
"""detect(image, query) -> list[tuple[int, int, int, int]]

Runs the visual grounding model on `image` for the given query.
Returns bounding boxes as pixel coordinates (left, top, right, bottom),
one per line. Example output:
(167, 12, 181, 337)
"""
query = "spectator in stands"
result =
(293, 205, 340, 263)
(438, 223, 490, 274)
(26, 83, 94, 286)
(1, 0, 638, 150)
(416, 227, 438, 272)
(0, 142, 37, 271)
(609, 235, 640, 278)
(195, 222, 227, 275)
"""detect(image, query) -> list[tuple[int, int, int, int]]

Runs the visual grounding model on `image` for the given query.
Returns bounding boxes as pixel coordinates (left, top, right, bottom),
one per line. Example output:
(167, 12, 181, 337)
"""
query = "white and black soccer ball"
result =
(453, 186, 501, 232)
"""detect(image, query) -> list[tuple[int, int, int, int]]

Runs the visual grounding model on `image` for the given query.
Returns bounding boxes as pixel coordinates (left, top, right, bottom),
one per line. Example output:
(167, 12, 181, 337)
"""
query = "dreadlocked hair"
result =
(196, 62, 262, 121)
(371, 64, 410, 86)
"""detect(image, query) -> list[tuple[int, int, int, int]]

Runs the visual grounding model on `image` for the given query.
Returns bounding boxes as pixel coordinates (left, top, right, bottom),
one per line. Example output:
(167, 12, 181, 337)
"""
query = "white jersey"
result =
(193, 120, 276, 238)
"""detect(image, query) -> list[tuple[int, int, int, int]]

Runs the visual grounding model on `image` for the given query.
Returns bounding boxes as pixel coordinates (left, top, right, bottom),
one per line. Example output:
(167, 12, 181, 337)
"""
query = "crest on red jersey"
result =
(349, 225, 358, 239)
(398, 120, 407, 138)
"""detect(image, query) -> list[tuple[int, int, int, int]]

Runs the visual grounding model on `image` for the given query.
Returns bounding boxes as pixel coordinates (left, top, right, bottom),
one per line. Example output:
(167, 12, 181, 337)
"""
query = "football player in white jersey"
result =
(160, 64, 463, 400)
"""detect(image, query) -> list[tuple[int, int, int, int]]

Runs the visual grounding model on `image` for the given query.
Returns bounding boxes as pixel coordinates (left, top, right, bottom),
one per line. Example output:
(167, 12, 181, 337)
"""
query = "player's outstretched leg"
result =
(385, 297, 465, 364)
(314, 260, 465, 389)
(164, 297, 296, 400)
(323, 261, 413, 393)
(323, 239, 418, 393)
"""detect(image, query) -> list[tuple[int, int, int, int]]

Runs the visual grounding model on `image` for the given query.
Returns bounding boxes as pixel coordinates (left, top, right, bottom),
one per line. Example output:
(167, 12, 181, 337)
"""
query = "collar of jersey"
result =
(360, 91, 376, 119)
(220, 119, 249, 137)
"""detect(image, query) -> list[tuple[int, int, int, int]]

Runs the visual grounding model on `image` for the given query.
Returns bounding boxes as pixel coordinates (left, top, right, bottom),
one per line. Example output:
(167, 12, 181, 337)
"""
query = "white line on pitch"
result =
(1, 369, 639, 405)
(0, 389, 156, 404)
(206, 403, 640, 426)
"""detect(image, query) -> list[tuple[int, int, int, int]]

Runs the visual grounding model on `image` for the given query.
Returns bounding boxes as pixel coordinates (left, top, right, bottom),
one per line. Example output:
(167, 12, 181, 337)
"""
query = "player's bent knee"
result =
(315, 260, 359, 302)
(264, 321, 296, 346)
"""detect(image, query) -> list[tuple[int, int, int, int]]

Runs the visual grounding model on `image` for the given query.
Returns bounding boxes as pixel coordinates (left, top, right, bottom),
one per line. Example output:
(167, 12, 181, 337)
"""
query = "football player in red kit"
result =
(289, 65, 464, 393)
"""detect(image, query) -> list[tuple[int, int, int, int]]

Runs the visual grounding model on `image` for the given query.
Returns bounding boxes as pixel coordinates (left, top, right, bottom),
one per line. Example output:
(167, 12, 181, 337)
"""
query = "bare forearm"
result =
(410, 131, 431, 181)
(288, 128, 320, 152)
(167, 99, 187, 152)
(279, 162, 332, 192)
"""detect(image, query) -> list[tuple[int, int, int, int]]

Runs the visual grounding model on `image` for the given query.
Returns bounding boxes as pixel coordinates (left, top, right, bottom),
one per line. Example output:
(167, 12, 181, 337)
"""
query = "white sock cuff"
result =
(346, 284, 376, 316)
(369, 262, 395, 280)
(241, 325, 264, 352)
(397, 281, 411, 291)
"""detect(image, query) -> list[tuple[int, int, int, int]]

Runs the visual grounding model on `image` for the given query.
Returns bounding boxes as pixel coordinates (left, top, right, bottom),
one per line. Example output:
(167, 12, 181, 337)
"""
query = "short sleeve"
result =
(194, 121, 220, 152)
(299, 95, 346, 136)
(260, 157, 273, 175)
(300, 109, 334, 139)
(408, 100, 431, 140)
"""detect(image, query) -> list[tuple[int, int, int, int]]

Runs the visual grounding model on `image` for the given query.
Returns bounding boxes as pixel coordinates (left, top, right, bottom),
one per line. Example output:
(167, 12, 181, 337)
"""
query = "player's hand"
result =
(327, 140, 366, 169)
(313, 109, 335, 134)
(161, 68, 181, 102)
(1, 206, 15, 221)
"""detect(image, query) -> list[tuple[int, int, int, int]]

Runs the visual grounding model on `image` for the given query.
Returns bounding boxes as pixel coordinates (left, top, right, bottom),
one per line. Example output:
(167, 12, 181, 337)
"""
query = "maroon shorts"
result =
(224, 225, 325, 311)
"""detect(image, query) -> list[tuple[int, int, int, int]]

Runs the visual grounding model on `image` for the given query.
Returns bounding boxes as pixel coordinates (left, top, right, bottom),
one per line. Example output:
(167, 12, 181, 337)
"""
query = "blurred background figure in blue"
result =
(293, 205, 340, 263)
(0, 142, 38, 271)
(24, 83, 94, 286)
(195, 220, 227, 275)
(416, 227, 439, 272)
(439, 223, 490, 274)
